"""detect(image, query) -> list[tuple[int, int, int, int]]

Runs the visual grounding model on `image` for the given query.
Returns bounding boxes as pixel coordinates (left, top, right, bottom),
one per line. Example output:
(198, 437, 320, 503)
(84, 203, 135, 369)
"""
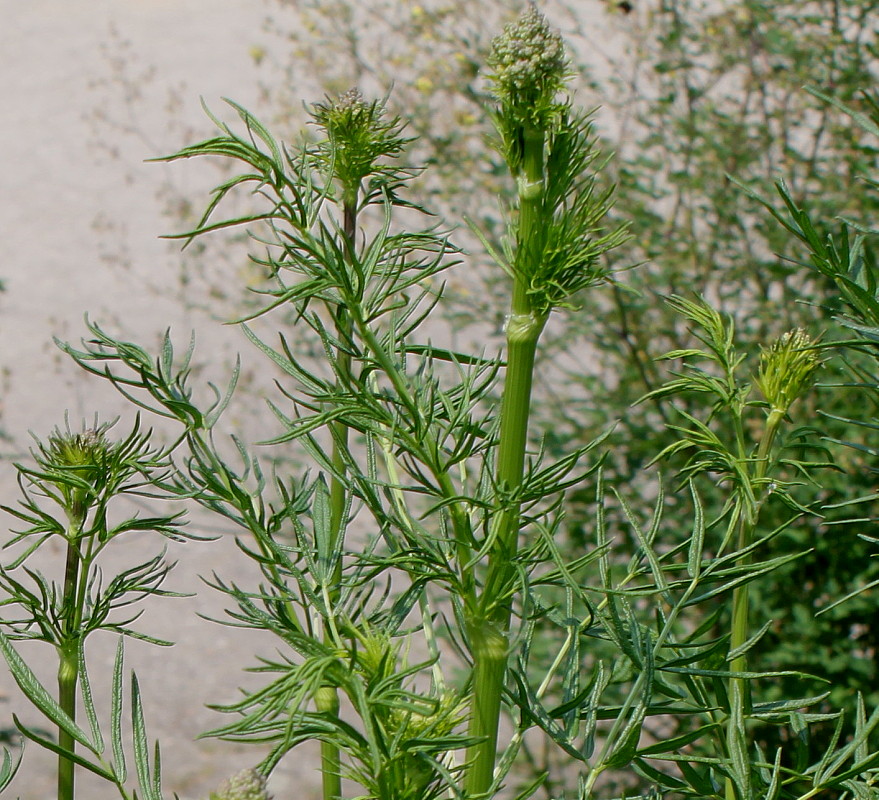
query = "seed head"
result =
(209, 768, 272, 800)
(756, 328, 821, 414)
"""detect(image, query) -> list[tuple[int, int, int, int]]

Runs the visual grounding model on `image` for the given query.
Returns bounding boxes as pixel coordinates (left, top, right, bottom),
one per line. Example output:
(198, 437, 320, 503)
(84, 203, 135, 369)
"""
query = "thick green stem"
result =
(465, 620, 510, 795)
(464, 316, 543, 796)
(57, 651, 78, 800)
(465, 123, 547, 798)
(316, 686, 342, 800)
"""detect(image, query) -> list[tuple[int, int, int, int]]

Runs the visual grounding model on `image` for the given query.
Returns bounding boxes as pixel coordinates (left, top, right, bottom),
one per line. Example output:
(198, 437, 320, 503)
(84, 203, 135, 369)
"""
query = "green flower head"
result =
(756, 328, 821, 415)
(35, 423, 115, 527)
(311, 88, 409, 203)
(43, 427, 109, 470)
(487, 4, 568, 125)
(209, 768, 272, 800)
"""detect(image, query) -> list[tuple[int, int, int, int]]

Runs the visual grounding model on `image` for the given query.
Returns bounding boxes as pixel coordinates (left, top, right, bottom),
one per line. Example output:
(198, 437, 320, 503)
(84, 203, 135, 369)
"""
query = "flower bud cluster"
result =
(756, 328, 821, 414)
(311, 88, 408, 203)
(37, 425, 113, 527)
(44, 428, 108, 469)
(209, 768, 272, 800)
(487, 4, 566, 119)
(332, 87, 366, 116)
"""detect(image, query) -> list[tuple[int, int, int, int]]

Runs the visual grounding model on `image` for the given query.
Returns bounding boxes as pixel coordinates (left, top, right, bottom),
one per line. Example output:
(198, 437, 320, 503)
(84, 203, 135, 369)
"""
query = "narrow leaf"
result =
(131, 672, 159, 800)
(111, 638, 127, 783)
(687, 480, 705, 578)
(726, 621, 773, 663)
(0, 745, 22, 791)
(77, 641, 104, 754)
(806, 87, 879, 138)
(12, 715, 115, 781)
(0, 631, 94, 750)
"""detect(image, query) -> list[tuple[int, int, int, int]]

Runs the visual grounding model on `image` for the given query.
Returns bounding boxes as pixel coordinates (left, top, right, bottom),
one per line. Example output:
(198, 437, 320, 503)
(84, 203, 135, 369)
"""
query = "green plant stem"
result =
(58, 531, 85, 800)
(725, 407, 784, 800)
(317, 197, 357, 800)
(327, 198, 357, 567)
(349, 304, 476, 584)
(465, 618, 510, 796)
(465, 122, 548, 798)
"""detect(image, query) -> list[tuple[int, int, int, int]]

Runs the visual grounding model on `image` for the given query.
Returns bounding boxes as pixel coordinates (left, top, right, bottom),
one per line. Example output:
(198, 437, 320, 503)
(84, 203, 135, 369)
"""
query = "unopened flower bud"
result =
(332, 87, 366, 115)
(487, 4, 566, 110)
(756, 328, 821, 414)
(45, 428, 108, 469)
(209, 768, 272, 800)
(37, 425, 113, 527)
(311, 88, 408, 202)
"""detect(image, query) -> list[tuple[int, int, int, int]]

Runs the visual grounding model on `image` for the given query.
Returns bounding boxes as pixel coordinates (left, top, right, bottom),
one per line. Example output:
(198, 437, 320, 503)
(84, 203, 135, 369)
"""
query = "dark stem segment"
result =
(58, 538, 82, 800)
(465, 123, 548, 798)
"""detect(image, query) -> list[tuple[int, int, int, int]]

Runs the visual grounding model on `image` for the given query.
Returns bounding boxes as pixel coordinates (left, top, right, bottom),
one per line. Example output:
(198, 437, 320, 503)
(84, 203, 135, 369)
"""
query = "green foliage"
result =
(0, 416, 198, 798)
(56, 49, 648, 794)
(5, 4, 879, 799)
(248, 9, 879, 750)
(747, 87, 879, 607)
(540, 2, 879, 774)
(0, 610, 175, 798)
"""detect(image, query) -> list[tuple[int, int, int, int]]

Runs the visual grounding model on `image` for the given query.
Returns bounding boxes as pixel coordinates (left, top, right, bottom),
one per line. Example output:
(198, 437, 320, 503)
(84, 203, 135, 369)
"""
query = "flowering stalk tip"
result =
(756, 328, 821, 415)
(36, 424, 114, 527)
(487, 4, 567, 130)
(311, 88, 409, 204)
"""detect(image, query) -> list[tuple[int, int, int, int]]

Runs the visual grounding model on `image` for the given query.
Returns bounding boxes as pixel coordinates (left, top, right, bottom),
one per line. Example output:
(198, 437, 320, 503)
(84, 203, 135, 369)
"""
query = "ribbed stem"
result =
(465, 123, 547, 799)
